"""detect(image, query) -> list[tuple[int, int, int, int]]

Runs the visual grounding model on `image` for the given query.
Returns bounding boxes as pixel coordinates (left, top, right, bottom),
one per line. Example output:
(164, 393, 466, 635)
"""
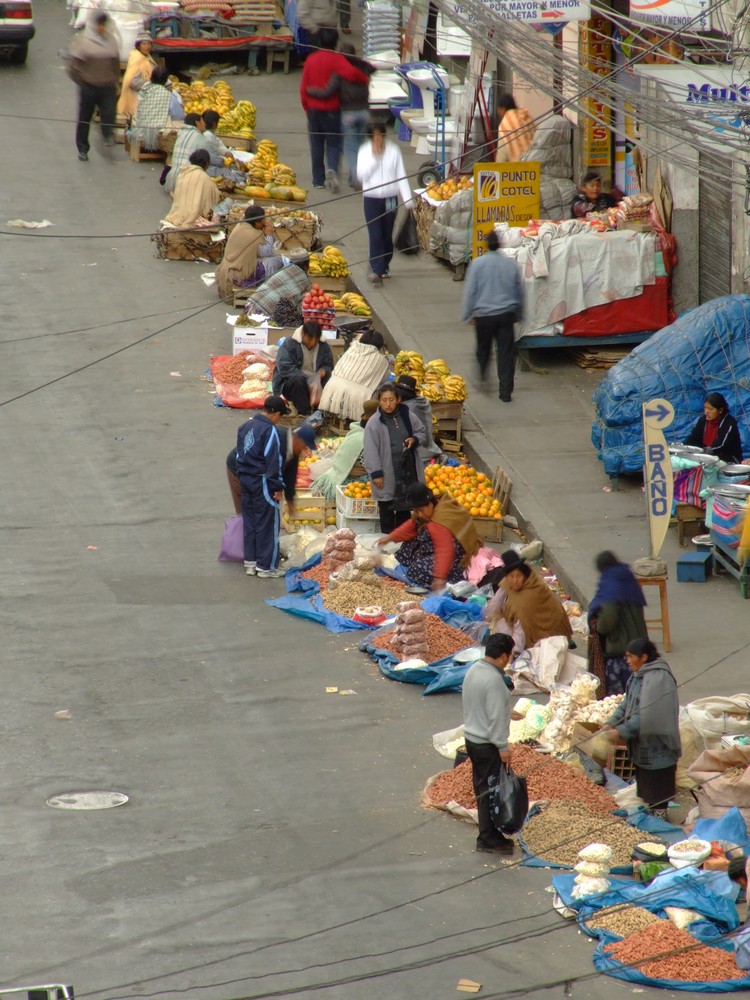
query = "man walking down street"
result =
(66, 11, 120, 161)
(461, 230, 524, 402)
(462, 633, 515, 855)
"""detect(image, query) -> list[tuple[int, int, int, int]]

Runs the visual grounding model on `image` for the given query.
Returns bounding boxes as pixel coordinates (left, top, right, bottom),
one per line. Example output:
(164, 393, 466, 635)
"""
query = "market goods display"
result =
(268, 297, 303, 328)
(331, 292, 372, 317)
(322, 528, 357, 571)
(603, 921, 744, 982)
(521, 799, 647, 868)
(216, 100, 256, 139)
(238, 361, 271, 399)
(322, 578, 405, 619)
(394, 352, 468, 402)
(388, 601, 430, 660)
(308, 246, 350, 278)
(243, 140, 307, 202)
(426, 759, 478, 810)
(541, 684, 623, 753)
(423, 465, 502, 520)
(375, 612, 471, 662)
(576, 694, 625, 725)
(302, 284, 336, 324)
(510, 744, 617, 815)
(572, 842, 610, 899)
(212, 351, 259, 384)
(509, 702, 551, 743)
(424, 175, 473, 201)
(587, 906, 662, 938)
(342, 481, 372, 500)
(171, 79, 234, 116)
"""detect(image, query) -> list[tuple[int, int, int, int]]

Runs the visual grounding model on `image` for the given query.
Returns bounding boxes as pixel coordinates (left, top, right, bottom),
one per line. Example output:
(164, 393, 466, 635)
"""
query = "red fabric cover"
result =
(562, 277, 670, 338)
(153, 35, 284, 48)
(209, 355, 269, 409)
(300, 51, 369, 111)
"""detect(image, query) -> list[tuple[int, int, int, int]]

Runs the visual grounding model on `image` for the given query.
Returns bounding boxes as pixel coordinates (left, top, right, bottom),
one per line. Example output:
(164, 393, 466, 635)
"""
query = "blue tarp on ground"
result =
(264, 594, 377, 633)
(591, 295, 750, 477)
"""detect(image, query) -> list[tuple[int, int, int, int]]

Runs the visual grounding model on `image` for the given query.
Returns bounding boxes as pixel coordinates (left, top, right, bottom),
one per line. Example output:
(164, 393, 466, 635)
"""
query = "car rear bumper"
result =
(0, 24, 35, 43)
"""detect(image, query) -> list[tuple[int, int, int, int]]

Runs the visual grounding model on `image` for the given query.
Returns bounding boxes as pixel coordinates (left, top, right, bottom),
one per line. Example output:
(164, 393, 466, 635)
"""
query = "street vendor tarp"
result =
(264, 593, 375, 633)
(209, 355, 270, 409)
(592, 295, 750, 477)
(592, 940, 750, 993)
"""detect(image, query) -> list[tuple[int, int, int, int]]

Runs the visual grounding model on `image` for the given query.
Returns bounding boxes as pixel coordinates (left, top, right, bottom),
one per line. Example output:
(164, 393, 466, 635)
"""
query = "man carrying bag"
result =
(462, 633, 516, 855)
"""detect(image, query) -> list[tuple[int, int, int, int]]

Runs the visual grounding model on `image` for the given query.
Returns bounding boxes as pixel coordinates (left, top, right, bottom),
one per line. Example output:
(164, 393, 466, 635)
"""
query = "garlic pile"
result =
(571, 842, 612, 899)
(238, 362, 270, 399)
(576, 694, 624, 726)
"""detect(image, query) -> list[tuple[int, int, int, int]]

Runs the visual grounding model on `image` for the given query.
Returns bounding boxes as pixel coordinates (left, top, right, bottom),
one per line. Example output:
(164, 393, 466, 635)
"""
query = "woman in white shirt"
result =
(356, 123, 413, 287)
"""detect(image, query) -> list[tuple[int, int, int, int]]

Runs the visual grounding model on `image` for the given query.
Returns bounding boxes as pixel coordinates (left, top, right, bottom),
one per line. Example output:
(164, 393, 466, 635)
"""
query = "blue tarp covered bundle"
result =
(591, 295, 750, 477)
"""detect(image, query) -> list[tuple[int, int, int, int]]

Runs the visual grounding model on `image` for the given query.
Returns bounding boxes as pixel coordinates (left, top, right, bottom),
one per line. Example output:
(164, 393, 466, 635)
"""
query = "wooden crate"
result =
(124, 133, 166, 163)
(471, 467, 512, 543)
(325, 413, 350, 436)
(282, 491, 335, 533)
(432, 400, 463, 452)
(676, 502, 705, 546)
(314, 275, 350, 293)
(606, 744, 636, 781)
(217, 132, 256, 152)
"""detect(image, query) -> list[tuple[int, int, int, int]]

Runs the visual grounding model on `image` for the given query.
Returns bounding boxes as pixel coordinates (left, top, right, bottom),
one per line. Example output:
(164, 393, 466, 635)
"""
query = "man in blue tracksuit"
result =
(236, 395, 289, 578)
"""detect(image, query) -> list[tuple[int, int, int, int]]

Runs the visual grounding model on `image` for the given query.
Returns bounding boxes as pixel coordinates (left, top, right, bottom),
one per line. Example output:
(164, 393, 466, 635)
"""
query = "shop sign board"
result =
(581, 16, 613, 171)
(629, 0, 710, 31)
(441, 0, 590, 25)
(635, 64, 750, 134)
(472, 162, 541, 257)
(642, 397, 674, 559)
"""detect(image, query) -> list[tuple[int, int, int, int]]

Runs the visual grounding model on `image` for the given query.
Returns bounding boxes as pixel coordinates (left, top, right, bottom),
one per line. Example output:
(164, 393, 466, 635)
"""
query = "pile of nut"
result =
(322, 579, 405, 619)
(587, 905, 662, 938)
(521, 799, 647, 868)
(374, 613, 471, 662)
(322, 529, 357, 571)
(604, 921, 744, 982)
(511, 744, 617, 815)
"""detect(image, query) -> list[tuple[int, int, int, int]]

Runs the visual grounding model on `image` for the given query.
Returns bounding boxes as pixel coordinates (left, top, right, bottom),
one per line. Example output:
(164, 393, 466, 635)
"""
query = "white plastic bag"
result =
(684, 694, 750, 749)
(432, 724, 465, 759)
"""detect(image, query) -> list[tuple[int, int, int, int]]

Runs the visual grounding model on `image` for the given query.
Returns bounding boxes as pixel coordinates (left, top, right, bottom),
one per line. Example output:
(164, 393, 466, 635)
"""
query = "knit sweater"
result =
(462, 658, 511, 749)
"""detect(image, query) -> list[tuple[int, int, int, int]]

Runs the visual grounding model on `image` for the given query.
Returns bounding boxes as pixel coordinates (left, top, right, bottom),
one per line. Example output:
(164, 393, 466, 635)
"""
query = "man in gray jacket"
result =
(462, 633, 515, 854)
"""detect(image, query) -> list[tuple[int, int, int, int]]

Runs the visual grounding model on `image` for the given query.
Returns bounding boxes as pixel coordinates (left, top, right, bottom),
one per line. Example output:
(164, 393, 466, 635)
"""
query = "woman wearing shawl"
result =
(375, 483, 482, 591)
(600, 638, 681, 814)
(216, 205, 284, 299)
(162, 149, 219, 228)
(128, 67, 184, 153)
(588, 551, 648, 696)
(117, 34, 157, 121)
(313, 400, 379, 501)
(495, 94, 536, 163)
(489, 550, 571, 649)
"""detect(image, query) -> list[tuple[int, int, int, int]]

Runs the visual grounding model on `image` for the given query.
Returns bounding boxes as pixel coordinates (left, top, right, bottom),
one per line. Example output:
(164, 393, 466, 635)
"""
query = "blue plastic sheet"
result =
(366, 647, 476, 694)
(264, 594, 378, 633)
(422, 595, 483, 628)
(591, 295, 750, 476)
(622, 810, 686, 844)
(285, 554, 323, 595)
(592, 937, 750, 992)
(693, 808, 750, 850)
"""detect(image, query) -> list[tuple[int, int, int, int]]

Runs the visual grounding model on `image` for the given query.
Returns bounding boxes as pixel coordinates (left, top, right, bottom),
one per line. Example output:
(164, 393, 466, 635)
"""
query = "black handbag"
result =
(391, 445, 420, 510)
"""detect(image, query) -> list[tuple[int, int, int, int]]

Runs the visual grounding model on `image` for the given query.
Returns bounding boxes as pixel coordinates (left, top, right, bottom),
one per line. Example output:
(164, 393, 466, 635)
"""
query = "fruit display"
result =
(424, 175, 473, 201)
(331, 292, 371, 317)
(424, 464, 502, 520)
(308, 246, 350, 278)
(216, 100, 256, 138)
(268, 297, 303, 328)
(302, 284, 336, 324)
(242, 140, 307, 202)
(394, 352, 468, 402)
(342, 481, 372, 500)
(171, 78, 235, 116)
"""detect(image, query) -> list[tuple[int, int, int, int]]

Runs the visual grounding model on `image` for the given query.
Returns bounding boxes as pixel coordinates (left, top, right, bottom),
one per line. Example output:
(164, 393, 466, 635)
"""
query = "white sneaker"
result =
(325, 169, 339, 193)
(257, 568, 284, 578)
(244, 562, 257, 576)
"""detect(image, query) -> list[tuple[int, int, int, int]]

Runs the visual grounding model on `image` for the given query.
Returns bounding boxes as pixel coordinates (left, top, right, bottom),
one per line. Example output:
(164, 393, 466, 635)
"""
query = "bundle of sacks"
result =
(328, 554, 380, 588)
(323, 528, 357, 572)
(571, 843, 611, 900)
(391, 601, 429, 661)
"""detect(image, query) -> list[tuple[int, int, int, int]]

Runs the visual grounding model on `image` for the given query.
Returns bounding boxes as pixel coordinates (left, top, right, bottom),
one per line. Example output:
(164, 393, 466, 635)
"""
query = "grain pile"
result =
(587, 906, 662, 938)
(374, 613, 471, 661)
(426, 759, 477, 810)
(521, 800, 649, 867)
(322, 580, 405, 618)
(604, 921, 744, 982)
(213, 352, 260, 385)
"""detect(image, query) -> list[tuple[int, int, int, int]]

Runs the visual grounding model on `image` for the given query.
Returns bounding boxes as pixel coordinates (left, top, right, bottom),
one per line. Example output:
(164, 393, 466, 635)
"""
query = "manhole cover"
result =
(46, 791, 129, 810)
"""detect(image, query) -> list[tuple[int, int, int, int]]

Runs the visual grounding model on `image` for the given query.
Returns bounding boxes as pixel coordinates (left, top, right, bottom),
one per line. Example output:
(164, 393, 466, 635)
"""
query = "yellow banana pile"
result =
(393, 352, 468, 401)
(173, 78, 235, 115)
(270, 163, 297, 186)
(308, 246, 349, 278)
(216, 100, 256, 138)
(245, 139, 279, 185)
(442, 374, 468, 401)
(394, 350, 425, 381)
(331, 292, 371, 316)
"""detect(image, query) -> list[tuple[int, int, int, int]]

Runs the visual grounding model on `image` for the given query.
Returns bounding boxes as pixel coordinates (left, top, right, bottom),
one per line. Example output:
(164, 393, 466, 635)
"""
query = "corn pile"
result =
(309, 246, 349, 278)
(425, 175, 472, 201)
(394, 352, 468, 402)
(216, 100, 256, 138)
(331, 292, 371, 316)
(172, 78, 234, 115)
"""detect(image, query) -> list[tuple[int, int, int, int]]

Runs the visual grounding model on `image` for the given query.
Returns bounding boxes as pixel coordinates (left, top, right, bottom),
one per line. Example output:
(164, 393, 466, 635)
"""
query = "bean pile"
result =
(426, 759, 477, 810)
(511, 744, 616, 816)
(374, 613, 471, 661)
(213, 352, 257, 384)
(521, 799, 648, 867)
(302, 563, 405, 593)
(322, 580, 406, 618)
(587, 906, 662, 938)
(604, 921, 744, 982)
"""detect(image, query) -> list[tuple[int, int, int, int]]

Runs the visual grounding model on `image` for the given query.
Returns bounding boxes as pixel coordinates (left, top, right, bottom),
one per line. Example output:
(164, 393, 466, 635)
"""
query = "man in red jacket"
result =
(299, 27, 369, 192)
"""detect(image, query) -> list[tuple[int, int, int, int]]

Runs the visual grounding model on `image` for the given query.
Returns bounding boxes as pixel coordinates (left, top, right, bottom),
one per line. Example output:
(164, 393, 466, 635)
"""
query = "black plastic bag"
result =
(488, 764, 529, 835)
(394, 210, 419, 255)
(392, 445, 420, 510)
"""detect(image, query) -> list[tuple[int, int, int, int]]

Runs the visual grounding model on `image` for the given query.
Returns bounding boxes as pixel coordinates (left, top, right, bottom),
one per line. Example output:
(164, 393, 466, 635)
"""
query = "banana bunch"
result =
(340, 292, 371, 316)
(216, 100, 257, 138)
(421, 383, 444, 402)
(425, 358, 450, 377)
(308, 246, 349, 278)
(174, 78, 235, 116)
(442, 375, 468, 401)
(394, 350, 425, 380)
(245, 139, 279, 185)
(271, 163, 297, 186)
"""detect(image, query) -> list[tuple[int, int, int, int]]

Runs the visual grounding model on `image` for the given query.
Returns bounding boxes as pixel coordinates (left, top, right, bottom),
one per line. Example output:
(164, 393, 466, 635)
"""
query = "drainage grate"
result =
(45, 791, 129, 810)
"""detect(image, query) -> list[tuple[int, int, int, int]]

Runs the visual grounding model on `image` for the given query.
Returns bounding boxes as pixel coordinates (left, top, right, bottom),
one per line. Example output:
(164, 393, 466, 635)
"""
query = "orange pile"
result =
(343, 482, 372, 500)
(425, 464, 502, 520)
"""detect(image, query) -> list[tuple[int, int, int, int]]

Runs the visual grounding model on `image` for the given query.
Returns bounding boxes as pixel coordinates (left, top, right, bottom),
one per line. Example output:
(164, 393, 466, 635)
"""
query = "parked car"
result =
(0, 0, 34, 63)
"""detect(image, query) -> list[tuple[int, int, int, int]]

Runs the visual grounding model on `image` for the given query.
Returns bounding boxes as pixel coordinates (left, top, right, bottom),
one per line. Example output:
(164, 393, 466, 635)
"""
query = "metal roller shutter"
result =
(698, 151, 732, 303)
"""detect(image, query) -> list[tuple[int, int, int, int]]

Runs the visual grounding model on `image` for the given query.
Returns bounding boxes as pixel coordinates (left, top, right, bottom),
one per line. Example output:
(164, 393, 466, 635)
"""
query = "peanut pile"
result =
(426, 759, 477, 809)
(374, 613, 471, 661)
(521, 799, 652, 868)
(604, 921, 744, 982)
(213, 352, 257, 384)
(511, 744, 616, 816)
(322, 580, 406, 619)
(587, 905, 662, 938)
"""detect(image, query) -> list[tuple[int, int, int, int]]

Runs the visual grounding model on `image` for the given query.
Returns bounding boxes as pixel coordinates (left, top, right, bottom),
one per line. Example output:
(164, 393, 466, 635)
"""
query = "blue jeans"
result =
(342, 108, 370, 186)
(363, 196, 397, 277)
(306, 109, 342, 187)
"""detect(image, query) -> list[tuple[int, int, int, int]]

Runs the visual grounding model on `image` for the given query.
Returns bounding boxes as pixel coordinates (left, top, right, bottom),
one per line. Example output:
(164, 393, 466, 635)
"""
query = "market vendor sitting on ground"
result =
(487, 550, 572, 649)
(313, 399, 380, 501)
(319, 329, 388, 422)
(162, 149, 219, 229)
(683, 392, 742, 464)
(393, 375, 442, 466)
(571, 171, 622, 219)
(127, 66, 184, 153)
(215, 205, 286, 299)
(164, 113, 208, 194)
(375, 482, 482, 592)
(587, 550, 648, 697)
(272, 320, 334, 416)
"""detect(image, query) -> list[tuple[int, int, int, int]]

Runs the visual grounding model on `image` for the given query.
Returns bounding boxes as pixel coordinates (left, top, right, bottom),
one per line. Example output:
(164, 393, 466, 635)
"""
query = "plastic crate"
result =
(335, 510, 380, 532)
(606, 744, 636, 782)
(335, 484, 378, 518)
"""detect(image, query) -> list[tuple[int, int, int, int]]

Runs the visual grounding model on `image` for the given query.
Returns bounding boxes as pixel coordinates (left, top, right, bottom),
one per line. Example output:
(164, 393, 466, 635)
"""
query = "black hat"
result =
(393, 375, 417, 397)
(501, 550, 530, 576)
(263, 395, 291, 414)
(405, 483, 435, 508)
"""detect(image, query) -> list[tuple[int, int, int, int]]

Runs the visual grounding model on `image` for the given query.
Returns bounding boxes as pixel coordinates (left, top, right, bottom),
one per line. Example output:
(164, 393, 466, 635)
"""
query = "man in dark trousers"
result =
(461, 230, 524, 402)
(236, 396, 289, 578)
(272, 321, 333, 416)
(462, 632, 515, 854)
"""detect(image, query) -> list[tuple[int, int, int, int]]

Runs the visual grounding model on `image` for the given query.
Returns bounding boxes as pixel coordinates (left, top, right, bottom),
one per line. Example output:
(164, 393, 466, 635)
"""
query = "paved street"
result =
(1, 7, 746, 999)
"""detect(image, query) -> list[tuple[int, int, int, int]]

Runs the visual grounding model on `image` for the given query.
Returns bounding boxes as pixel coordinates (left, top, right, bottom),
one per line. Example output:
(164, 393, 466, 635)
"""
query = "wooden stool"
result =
(266, 48, 290, 74)
(636, 574, 671, 652)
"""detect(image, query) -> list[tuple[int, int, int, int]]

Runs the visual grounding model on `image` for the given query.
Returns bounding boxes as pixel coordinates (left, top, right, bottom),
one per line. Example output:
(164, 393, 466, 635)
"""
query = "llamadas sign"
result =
(472, 162, 540, 257)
